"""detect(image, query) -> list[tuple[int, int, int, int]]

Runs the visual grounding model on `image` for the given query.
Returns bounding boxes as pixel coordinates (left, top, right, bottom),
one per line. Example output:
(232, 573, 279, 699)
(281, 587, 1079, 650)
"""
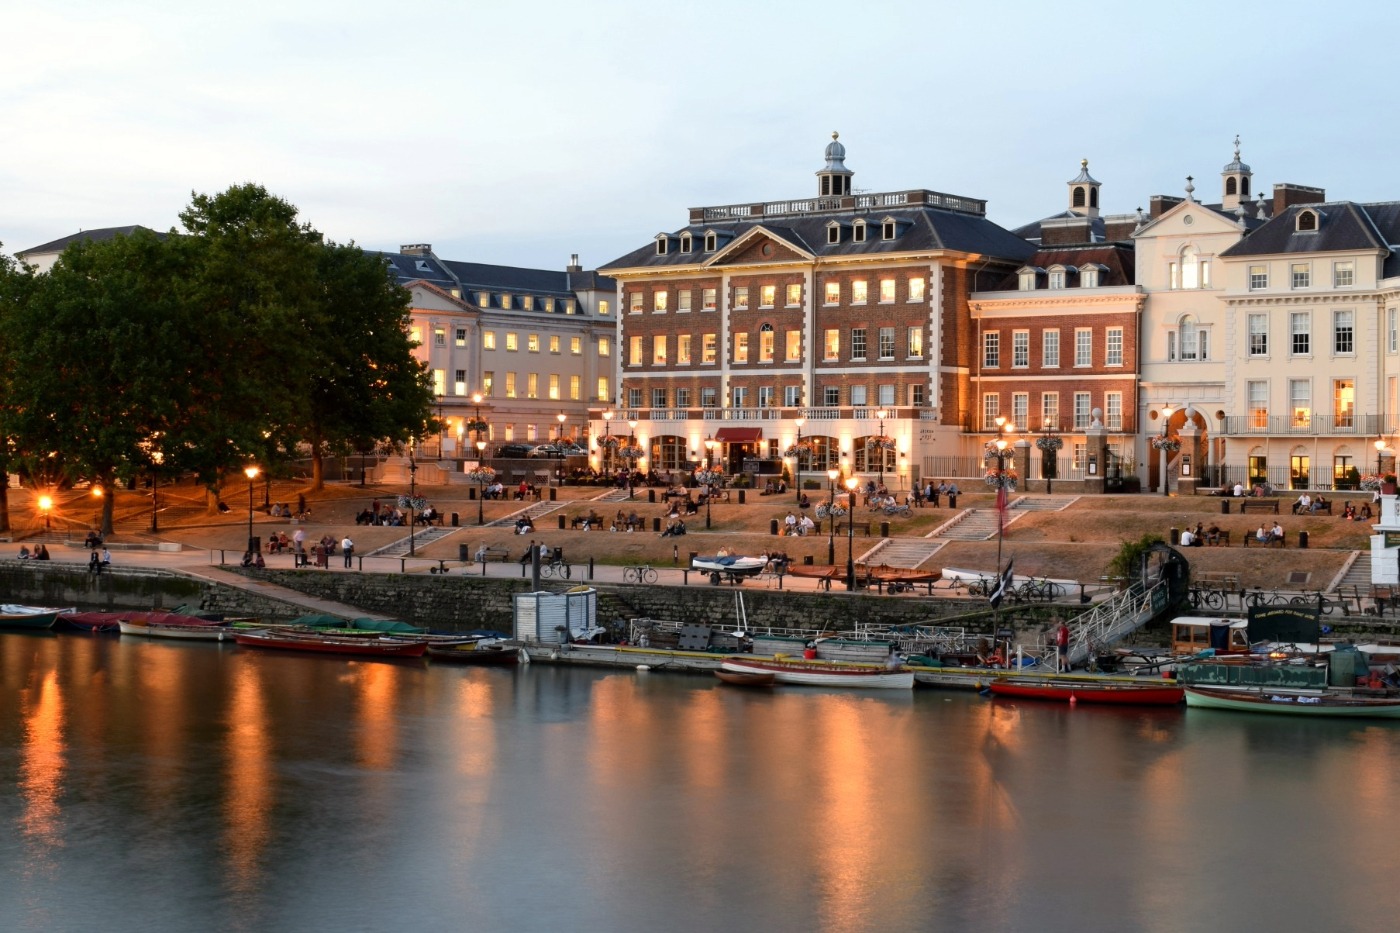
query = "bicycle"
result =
(1016, 575, 1065, 602)
(541, 557, 572, 579)
(1188, 585, 1226, 611)
(623, 565, 658, 584)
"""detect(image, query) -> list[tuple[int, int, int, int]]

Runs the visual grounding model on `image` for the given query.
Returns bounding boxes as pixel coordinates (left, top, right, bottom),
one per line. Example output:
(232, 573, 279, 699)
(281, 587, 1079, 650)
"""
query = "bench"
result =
(1239, 499, 1280, 514)
(571, 516, 605, 530)
(836, 520, 873, 536)
(1243, 532, 1286, 548)
(478, 546, 511, 562)
(1207, 530, 1232, 547)
(1291, 501, 1333, 515)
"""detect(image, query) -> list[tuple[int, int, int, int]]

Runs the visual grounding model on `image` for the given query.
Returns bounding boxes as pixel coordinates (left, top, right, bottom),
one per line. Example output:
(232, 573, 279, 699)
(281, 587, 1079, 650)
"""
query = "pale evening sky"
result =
(4, 0, 1397, 272)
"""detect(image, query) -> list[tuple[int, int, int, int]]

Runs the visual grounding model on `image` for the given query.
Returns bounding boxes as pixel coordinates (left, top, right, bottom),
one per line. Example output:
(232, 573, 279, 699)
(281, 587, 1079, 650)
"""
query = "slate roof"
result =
(1221, 202, 1400, 275)
(373, 253, 618, 295)
(987, 243, 1136, 291)
(1010, 211, 1107, 244)
(601, 204, 1035, 271)
(375, 251, 458, 289)
(18, 225, 161, 257)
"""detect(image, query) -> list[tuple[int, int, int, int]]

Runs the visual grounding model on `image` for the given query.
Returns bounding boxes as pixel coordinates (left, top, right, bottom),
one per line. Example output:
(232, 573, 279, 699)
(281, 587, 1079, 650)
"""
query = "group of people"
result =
(1231, 482, 1276, 497)
(1178, 522, 1227, 547)
(782, 511, 816, 536)
(759, 479, 788, 496)
(1341, 501, 1374, 521)
(87, 548, 113, 574)
(1255, 522, 1285, 545)
(915, 480, 961, 507)
(17, 544, 51, 560)
(1292, 493, 1331, 514)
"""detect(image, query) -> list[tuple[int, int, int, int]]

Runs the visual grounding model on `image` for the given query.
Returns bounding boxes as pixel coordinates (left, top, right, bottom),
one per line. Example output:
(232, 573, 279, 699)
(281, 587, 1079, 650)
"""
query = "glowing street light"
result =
(244, 465, 259, 552)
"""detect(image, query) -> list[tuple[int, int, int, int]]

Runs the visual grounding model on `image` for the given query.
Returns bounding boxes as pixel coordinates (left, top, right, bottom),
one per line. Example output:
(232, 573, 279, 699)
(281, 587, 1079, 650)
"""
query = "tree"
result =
(0, 244, 36, 532)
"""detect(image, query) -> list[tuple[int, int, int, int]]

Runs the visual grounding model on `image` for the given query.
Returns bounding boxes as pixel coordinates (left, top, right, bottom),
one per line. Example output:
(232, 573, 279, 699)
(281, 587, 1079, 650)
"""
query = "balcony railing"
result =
(612, 407, 931, 424)
(1221, 414, 1388, 436)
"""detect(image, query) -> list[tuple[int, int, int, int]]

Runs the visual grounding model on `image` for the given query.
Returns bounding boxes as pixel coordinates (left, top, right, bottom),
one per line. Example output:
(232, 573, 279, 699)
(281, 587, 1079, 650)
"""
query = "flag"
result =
(989, 558, 1015, 609)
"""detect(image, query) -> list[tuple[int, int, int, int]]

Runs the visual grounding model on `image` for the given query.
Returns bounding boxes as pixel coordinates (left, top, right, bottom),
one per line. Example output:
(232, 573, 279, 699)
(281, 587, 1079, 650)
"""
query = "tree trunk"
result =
(101, 491, 115, 537)
(0, 472, 9, 533)
(310, 433, 325, 491)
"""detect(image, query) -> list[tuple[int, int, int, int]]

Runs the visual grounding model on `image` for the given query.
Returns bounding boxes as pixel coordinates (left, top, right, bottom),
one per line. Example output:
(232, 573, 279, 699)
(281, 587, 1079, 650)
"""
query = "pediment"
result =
(705, 226, 813, 267)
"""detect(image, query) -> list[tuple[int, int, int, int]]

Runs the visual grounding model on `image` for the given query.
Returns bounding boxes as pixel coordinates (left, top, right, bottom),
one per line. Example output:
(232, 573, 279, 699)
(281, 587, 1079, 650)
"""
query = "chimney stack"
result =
(566, 253, 583, 272)
(400, 244, 432, 257)
(1273, 183, 1326, 215)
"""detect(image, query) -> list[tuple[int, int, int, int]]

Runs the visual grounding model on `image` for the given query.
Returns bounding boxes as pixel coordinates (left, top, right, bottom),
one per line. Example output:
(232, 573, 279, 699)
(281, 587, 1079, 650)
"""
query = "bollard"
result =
(451, 512, 459, 527)
(1169, 527, 1179, 545)
(459, 543, 469, 562)
(652, 517, 661, 532)
(1220, 499, 1229, 515)
(549, 487, 557, 501)
(648, 489, 657, 503)
(1298, 530, 1309, 549)
(558, 515, 566, 530)
(738, 489, 746, 504)
(948, 494, 957, 509)
(880, 521, 890, 538)
(588, 556, 595, 579)
(469, 487, 477, 500)
(770, 519, 779, 536)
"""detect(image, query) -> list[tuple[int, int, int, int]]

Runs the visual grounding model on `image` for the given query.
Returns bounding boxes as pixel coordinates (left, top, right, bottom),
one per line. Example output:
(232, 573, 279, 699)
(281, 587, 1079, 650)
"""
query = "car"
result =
(527, 444, 566, 458)
(496, 444, 535, 458)
(560, 444, 587, 456)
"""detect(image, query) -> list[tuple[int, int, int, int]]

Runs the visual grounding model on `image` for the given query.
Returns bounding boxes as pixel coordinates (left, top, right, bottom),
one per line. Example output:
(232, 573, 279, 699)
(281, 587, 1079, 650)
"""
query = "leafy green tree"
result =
(0, 244, 36, 532)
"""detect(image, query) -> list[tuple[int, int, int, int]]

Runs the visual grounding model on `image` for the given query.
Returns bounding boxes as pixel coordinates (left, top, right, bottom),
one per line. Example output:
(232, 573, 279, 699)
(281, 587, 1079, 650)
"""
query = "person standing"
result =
(1055, 620, 1071, 673)
(341, 535, 354, 569)
(89, 549, 101, 575)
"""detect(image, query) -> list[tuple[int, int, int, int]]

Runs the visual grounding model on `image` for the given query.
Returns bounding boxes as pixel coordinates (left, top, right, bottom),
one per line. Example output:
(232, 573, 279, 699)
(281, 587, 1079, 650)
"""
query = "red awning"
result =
(714, 427, 763, 442)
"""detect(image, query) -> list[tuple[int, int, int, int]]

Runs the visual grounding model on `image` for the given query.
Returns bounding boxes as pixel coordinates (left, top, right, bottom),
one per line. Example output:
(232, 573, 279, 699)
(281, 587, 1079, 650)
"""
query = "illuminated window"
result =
(505, 333, 518, 352)
(759, 324, 774, 362)
(653, 336, 667, 365)
(733, 287, 749, 310)
(483, 331, 496, 351)
(678, 335, 692, 364)
(907, 327, 923, 358)
(879, 279, 896, 303)
(785, 330, 801, 361)
(598, 336, 611, 357)
(824, 329, 840, 361)
(852, 280, 868, 304)
(734, 333, 749, 363)
(908, 277, 925, 302)
(703, 334, 717, 363)
(824, 281, 840, 304)
(786, 284, 802, 307)
(760, 285, 776, 308)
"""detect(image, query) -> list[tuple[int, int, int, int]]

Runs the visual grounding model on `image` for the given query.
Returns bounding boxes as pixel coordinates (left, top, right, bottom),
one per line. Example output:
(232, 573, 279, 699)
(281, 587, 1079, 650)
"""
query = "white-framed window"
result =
(733, 287, 749, 310)
(1106, 327, 1123, 366)
(655, 236, 669, 256)
(677, 335, 691, 364)
(1248, 313, 1269, 357)
(823, 329, 840, 361)
(562, 299, 575, 314)
(1074, 328, 1092, 367)
(877, 383, 896, 406)
(702, 288, 717, 311)
(1291, 263, 1311, 289)
(758, 386, 775, 408)
(1071, 442, 1086, 471)
(785, 330, 801, 362)
(598, 336, 611, 357)
(628, 336, 642, 365)
(1334, 261, 1355, 288)
(784, 385, 801, 407)
(570, 336, 582, 355)
(760, 285, 776, 308)
(851, 280, 868, 304)
(1012, 330, 1029, 368)
(678, 289, 692, 313)
(1297, 209, 1319, 232)
(908, 277, 926, 302)
(882, 220, 896, 240)
(1041, 392, 1059, 430)
(828, 224, 841, 245)
(570, 376, 581, 400)
(852, 221, 866, 243)
(549, 335, 562, 354)
(1048, 269, 1065, 290)
(1290, 378, 1311, 427)
(680, 233, 692, 252)
(732, 386, 748, 408)
(477, 291, 490, 306)
(1081, 266, 1100, 288)
(505, 332, 519, 352)
(734, 333, 749, 363)
(879, 279, 896, 303)
(786, 284, 802, 307)
(702, 334, 717, 363)
(982, 393, 1000, 428)
(526, 373, 538, 399)
(676, 387, 691, 407)
(483, 331, 497, 350)
(850, 384, 868, 406)
(984, 331, 1000, 368)
(1018, 269, 1037, 291)
(454, 370, 466, 396)
(909, 383, 925, 406)
(504, 372, 516, 398)
(1247, 380, 1269, 428)
(527, 333, 540, 353)
(704, 232, 717, 251)
(851, 328, 867, 361)
(599, 300, 610, 316)
(1168, 318, 1208, 362)
(759, 324, 774, 363)
(823, 386, 840, 406)
(878, 327, 895, 361)
(907, 326, 923, 359)
(1334, 309, 1354, 355)
(1249, 265, 1268, 290)
(824, 281, 840, 305)
(629, 292, 643, 314)
(548, 374, 560, 400)
(1012, 392, 1028, 429)
(1179, 247, 1209, 289)
(1043, 329, 1059, 367)
(1335, 378, 1355, 428)
(455, 328, 467, 348)
(432, 327, 445, 347)
(483, 371, 493, 396)
(701, 387, 717, 408)
(432, 368, 446, 396)
(1291, 311, 1311, 356)
(1390, 307, 1398, 354)
(1073, 392, 1091, 429)
(1105, 392, 1122, 430)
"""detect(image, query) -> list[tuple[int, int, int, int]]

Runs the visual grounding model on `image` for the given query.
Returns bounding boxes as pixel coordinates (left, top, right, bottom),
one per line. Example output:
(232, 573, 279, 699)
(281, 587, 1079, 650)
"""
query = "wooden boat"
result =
(63, 610, 225, 633)
(426, 641, 521, 665)
(0, 604, 70, 630)
(1184, 687, 1400, 718)
(987, 678, 1184, 706)
(714, 669, 777, 687)
(719, 656, 914, 689)
(119, 619, 233, 641)
(233, 629, 429, 658)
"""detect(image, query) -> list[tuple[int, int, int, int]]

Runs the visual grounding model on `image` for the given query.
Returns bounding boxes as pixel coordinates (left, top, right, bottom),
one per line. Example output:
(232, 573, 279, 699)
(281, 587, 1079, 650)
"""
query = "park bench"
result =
(478, 546, 511, 562)
(1242, 532, 1286, 548)
(1239, 499, 1280, 514)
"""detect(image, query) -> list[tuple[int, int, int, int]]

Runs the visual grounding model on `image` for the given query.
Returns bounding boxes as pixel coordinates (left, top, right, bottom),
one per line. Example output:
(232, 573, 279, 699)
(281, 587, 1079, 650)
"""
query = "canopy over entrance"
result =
(714, 427, 763, 442)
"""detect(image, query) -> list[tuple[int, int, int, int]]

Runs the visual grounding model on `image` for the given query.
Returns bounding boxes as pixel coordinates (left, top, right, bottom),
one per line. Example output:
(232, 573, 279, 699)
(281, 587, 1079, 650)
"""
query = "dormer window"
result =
(655, 235, 669, 255)
(1048, 268, 1066, 290)
(704, 232, 717, 251)
(1017, 267, 1040, 291)
(477, 291, 490, 306)
(852, 221, 867, 243)
(826, 222, 842, 245)
(680, 233, 692, 252)
(414, 260, 431, 272)
(1080, 264, 1107, 288)
(1297, 209, 1319, 232)
(882, 220, 896, 240)
(500, 293, 512, 310)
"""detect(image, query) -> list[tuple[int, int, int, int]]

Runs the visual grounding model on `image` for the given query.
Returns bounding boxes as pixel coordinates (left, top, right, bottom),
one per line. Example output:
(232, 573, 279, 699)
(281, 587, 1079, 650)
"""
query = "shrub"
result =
(1106, 532, 1164, 585)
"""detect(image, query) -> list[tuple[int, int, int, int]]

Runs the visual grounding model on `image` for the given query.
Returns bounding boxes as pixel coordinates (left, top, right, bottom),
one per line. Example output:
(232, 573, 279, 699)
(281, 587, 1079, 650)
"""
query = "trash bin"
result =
(948, 494, 957, 509)
(770, 519, 779, 536)
(1298, 530, 1308, 549)
(689, 551, 698, 564)
(1220, 499, 1230, 514)
(451, 512, 459, 527)
(558, 515, 566, 530)
(803, 555, 814, 565)
(1170, 527, 1179, 545)
(648, 489, 656, 503)
(459, 543, 469, 562)
(738, 490, 746, 504)
(549, 487, 557, 501)
(652, 517, 661, 532)
(880, 521, 890, 538)
(248, 535, 260, 554)
(469, 487, 477, 500)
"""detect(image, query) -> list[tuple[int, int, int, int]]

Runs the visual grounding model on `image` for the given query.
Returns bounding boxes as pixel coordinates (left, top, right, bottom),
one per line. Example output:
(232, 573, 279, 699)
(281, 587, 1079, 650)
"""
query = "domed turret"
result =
(1068, 159, 1101, 218)
(816, 131, 853, 197)
(1221, 135, 1253, 211)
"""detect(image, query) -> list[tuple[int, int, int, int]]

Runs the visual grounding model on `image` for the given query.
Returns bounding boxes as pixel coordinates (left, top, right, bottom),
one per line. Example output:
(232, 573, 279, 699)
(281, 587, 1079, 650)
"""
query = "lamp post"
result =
(995, 438, 1011, 571)
(244, 465, 259, 553)
(602, 409, 614, 474)
(1376, 438, 1385, 478)
(844, 476, 859, 590)
(793, 417, 806, 503)
(556, 412, 567, 485)
(875, 409, 889, 488)
(827, 468, 839, 566)
(38, 495, 52, 532)
(1160, 404, 1174, 496)
(1041, 423, 1060, 496)
(476, 440, 489, 525)
(408, 446, 419, 556)
(150, 450, 164, 533)
(627, 419, 639, 499)
(695, 463, 723, 530)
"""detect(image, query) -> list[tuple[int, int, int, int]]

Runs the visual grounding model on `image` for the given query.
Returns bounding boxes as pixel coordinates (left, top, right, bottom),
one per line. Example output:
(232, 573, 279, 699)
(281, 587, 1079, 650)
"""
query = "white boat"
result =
(118, 619, 234, 641)
(691, 555, 768, 584)
(719, 656, 914, 689)
(1184, 686, 1400, 719)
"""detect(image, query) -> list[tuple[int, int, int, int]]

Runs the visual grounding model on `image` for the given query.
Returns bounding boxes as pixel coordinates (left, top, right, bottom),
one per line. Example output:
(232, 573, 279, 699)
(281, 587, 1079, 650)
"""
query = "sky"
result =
(4, 0, 1399, 272)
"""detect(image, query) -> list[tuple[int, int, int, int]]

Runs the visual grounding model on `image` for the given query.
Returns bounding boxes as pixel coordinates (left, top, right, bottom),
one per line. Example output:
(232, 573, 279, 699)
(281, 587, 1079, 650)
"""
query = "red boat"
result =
(426, 642, 521, 665)
(233, 629, 429, 658)
(987, 678, 1184, 706)
(714, 670, 777, 687)
(59, 610, 225, 633)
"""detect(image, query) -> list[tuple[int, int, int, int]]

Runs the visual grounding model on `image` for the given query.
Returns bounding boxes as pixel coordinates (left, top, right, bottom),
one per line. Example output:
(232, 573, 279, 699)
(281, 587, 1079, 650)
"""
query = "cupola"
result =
(1221, 135, 1253, 211)
(1068, 159, 1101, 218)
(816, 131, 853, 197)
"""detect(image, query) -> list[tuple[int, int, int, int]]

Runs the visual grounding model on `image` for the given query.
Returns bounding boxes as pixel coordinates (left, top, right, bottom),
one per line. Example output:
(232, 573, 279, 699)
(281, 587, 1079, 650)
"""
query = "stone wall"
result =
(0, 561, 204, 610)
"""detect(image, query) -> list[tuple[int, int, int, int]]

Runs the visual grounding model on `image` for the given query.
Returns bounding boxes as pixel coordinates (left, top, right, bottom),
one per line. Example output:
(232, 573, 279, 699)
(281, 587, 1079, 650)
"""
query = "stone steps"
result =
(368, 525, 460, 558)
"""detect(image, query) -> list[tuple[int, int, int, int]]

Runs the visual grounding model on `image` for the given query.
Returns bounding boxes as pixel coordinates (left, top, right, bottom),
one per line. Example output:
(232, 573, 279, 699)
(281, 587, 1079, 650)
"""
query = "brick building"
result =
(598, 134, 1033, 490)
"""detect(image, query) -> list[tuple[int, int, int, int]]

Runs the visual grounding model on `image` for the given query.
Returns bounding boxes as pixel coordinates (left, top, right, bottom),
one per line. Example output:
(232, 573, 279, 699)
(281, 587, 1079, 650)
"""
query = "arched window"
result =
(1168, 314, 1209, 362)
(1226, 177, 1237, 196)
(1090, 188, 1099, 209)
(649, 435, 689, 471)
(853, 436, 896, 474)
(1241, 177, 1250, 196)
(1072, 186, 1086, 208)
(1297, 210, 1318, 232)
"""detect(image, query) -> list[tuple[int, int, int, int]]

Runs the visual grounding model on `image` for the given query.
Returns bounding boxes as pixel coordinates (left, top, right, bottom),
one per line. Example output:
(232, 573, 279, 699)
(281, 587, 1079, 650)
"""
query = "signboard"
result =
(1246, 605, 1320, 645)
(1384, 531, 1400, 548)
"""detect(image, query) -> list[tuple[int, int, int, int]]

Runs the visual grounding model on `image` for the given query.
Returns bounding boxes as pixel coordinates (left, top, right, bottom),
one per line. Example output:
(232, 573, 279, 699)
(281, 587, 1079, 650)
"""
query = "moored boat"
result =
(1183, 687, 1400, 719)
(118, 619, 233, 641)
(714, 669, 777, 687)
(66, 610, 228, 633)
(426, 641, 521, 665)
(233, 629, 429, 658)
(719, 656, 913, 689)
(0, 604, 70, 630)
(987, 678, 1184, 706)
(691, 555, 768, 584)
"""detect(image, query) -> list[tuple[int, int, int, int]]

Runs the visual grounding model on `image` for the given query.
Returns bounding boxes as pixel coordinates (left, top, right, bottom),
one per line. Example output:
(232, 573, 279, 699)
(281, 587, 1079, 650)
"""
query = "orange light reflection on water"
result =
(223, 660, 272, 901)
(19, 668, 65, 854)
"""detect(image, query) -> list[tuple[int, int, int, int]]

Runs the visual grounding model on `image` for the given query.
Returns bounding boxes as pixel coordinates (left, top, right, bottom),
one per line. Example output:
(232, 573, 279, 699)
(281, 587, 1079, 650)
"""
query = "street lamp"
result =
(150, 450, 164, 532)
(38, 495, 52, 532)
(844, 476, 860, 590)
(1159, 404, 1174, 496)
(875, 409, 889, 488)
(601, 409, 615, 474)
(627, 418, 639, 499)
(408, 446, 419, 556)
(1040, 422, 1061, 496)
(244, 465, 259, 553)
(695, 462, 724, 530)
(827, 467, 839, 566)
(792, 416, 806, 503)
(556, 412, 567, 486)
(1376, 438, 1386, 478)
(475, 440, 489, 525)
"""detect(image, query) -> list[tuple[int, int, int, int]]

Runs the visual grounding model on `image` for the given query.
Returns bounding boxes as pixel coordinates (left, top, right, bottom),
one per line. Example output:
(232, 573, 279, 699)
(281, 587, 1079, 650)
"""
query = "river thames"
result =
(3, 631, 1400, 933)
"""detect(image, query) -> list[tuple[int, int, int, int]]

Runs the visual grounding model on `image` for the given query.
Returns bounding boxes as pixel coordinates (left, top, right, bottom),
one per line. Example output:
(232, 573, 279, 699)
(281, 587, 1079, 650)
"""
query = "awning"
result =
(714, 427, 763, 442)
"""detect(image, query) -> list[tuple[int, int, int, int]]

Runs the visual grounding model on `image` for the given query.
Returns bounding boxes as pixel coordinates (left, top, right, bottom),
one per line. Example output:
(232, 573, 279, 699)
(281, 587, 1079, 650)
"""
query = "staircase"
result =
(1331, 551, 1372, 593)
(1061, 582, 1167, 665)
(368, 525, 460, 558)
(485, 500, 566, 529)
(872, 538, 946, 569)
(1012, 494, 1080, 513)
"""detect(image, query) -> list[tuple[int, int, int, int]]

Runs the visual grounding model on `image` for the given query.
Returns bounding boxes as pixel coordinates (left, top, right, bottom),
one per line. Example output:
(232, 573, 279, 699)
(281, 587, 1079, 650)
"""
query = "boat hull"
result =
(715, 670, 777, 687)
(118, 620, 233, 641)
(1184, 687, 1400, 719)
(0, 605, 67, 630)
(720, 657, 913, 689)
(989, 679, 1184, 706)
(426, 643, 520, 665)
(233, 631, 429, 658)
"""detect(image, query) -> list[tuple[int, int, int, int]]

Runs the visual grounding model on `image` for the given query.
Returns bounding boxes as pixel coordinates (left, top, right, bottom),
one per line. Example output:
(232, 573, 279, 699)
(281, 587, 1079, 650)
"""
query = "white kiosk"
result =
(1369, 493, 1400, 586)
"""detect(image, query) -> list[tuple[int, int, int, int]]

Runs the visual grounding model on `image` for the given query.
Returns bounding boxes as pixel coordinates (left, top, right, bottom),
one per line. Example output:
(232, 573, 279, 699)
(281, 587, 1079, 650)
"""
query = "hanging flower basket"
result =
(1360, 474, 1383, 491)
(816, 502, 847, 520)
(865, 435, 896, 452)
(466, 466, 496, 483)
(694, 467, 726, 487)
(617, 444, 644, 461)
(397, 494, 428, 512)
(597, 435, 621, 450)
(982, 443, 1015, 464)
(1151, 436, 1181, 452)
(784, 441, 814, 459)
(1036, 435, 1064, 452)
(983, 468, 1018, 489)
(464, 419, 489, 435)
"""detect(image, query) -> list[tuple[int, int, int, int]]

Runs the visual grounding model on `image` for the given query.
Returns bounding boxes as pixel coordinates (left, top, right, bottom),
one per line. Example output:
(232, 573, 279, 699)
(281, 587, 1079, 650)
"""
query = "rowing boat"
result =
(0, 604, 70, 630)
(987, 678, 1184, 706)
(714, 669, 777, 687)
(719, 656, 913, 689)
(426, 641, 521, 665)
(1183, 687, 1400, 718)
(118, 619, 233, 641)
(233, 629, 429, 658)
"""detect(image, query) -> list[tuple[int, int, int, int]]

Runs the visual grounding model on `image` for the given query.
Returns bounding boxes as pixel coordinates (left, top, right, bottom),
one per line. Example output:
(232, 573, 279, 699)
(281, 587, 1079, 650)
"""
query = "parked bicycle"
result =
(541, 556, 572, 579)
(1014, 575, 1065, 602)
(623, 565, 658, 584)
